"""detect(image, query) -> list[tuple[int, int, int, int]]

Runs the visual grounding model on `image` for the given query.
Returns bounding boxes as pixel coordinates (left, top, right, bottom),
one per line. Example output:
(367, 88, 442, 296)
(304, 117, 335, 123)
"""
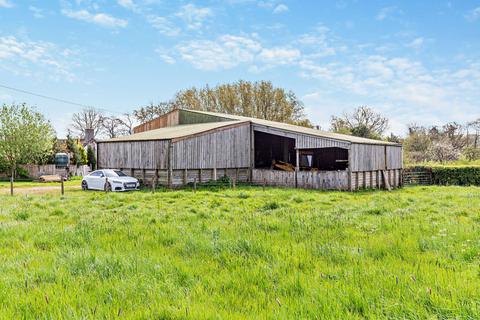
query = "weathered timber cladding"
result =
(172, 124, 250, 169)
(133, 110, 180, 133)
(296, 171, 349, 190)
(252, 169, 348, 190)
(252, 169, 296, 188)
(350, 144, 386, 172)
(253, 124, 350, 149)
(130, 168, 249, 186)
(386, 146, 403, 169)
(350, 169, 402, 190)
(97, 140, 169, 169)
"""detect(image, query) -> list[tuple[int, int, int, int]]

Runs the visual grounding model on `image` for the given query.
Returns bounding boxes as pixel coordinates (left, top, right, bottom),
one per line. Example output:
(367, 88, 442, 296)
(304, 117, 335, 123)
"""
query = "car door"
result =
(89, 171, 104, 190)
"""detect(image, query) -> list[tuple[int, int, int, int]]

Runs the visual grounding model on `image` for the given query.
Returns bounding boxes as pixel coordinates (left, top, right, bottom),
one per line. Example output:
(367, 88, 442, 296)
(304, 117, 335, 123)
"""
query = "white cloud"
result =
(29, 6, 44, 18)
(273, 4, 288, 14)
(0, 0, 12, 8)
(258, 47, 300, 64)
(406, 37, 424, 50)
(175, 3, 213, 29)
(148, 16, 181, 36)
(118, 0, 136, 10)
(155, 48, 176, 64)
(466, 7, 480, 21)
(62, 9, 128, 28)
(376, 6, 399, 21)
(0, 36, 78, 81)
(177, 35, 262, 70)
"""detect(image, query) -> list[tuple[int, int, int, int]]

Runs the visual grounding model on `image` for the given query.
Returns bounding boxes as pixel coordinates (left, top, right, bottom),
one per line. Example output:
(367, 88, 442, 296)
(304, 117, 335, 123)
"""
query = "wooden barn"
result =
(97, 109, 403, 190)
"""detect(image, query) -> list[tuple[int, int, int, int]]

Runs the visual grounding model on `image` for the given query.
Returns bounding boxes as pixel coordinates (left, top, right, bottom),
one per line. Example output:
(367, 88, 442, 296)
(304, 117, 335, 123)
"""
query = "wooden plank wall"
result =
(350, 169, 402, 190)
(127, 168, 250, 186)
(97, 140, 169, 169)
(133, 110, 180, 133)
(172, 124, 250, 169)
(251, 169, 296, 188)
(253, 125, 350, 149)
(350, 144, 386, 172)
(297, 171, 349, 190)
(386, 146, 403, 169)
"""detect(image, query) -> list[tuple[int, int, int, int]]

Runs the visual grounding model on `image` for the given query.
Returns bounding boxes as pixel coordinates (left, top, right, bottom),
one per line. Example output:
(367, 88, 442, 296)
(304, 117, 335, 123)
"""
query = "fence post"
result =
(193, 178, 197, 193)
(10, 175, 13, 196)
(232, 177, 236, 189)
(104, 177, 109, 193)
(61, 178, 64, 195)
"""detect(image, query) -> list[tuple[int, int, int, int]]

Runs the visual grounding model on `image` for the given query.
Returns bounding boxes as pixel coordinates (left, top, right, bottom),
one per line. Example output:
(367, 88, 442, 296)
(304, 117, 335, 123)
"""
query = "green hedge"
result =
(405, 165, 480, 186)
(431, 166, 480, 186)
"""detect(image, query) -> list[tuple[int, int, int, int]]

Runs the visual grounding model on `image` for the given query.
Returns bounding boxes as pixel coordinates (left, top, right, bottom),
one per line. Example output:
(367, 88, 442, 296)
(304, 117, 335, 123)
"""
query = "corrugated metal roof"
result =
(100, 120, 247, 142)
(101, 109, 401, 146)
(180, 109, 401, 146)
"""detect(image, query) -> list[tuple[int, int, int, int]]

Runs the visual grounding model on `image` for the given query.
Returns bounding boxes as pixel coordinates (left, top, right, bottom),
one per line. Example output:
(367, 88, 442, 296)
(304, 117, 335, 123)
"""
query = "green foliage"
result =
(462, 147, 480, 161)
(134, 80, 312, 127)
(0, 103, 55, 175)
(87, 145, 96, 170)
(0, 186, 479, 318)
(406, 165, 480, 186)
(78, 144, 87, 165)
(431, 166, 480, 185)
(66, 135, 86, 166)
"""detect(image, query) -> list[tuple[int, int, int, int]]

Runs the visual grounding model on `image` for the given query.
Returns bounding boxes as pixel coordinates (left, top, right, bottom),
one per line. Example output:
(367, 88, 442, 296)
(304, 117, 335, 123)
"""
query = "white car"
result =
(82, 169, 140, 192)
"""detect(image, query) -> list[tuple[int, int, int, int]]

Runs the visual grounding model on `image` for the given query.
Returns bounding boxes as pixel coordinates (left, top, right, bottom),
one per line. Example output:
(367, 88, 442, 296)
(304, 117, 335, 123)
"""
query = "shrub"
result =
(462, 147, 480, 161)
(404, 165, 480, 186)
(431, 166, 480, 186)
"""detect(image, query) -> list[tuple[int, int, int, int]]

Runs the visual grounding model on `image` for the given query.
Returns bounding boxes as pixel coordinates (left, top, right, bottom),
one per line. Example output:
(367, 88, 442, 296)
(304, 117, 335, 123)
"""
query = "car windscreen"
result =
(104, 171, 118, 177)
(114, 170, 127, 177)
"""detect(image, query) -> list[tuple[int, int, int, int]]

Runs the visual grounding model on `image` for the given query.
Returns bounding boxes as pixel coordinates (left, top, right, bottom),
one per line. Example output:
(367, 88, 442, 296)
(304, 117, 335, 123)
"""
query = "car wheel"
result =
(105, 182, 112, 192)
(81, 180, 88, 191)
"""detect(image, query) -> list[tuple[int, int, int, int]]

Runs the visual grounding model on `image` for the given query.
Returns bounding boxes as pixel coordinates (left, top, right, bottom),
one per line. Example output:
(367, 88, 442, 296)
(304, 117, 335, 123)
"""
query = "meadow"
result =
(0, 185, 479, 319)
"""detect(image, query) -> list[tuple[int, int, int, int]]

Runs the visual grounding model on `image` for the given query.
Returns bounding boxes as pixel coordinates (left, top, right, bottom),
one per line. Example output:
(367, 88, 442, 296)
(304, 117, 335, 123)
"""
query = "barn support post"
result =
(167, 140, 173, 188)
(249, 124, 255, 182)
(295, 148, 299, 188)
(347, 146, 353, 191)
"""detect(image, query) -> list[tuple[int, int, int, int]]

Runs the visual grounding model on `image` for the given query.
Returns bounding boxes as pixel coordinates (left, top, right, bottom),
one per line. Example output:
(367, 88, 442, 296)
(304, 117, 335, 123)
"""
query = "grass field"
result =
(0, 185, 479, 319)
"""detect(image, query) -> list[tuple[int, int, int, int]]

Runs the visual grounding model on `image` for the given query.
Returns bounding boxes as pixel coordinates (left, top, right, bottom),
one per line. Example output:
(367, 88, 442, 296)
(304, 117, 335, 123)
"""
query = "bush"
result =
(431, 166, 480, 186)
(404, 165, 480, 186)
(462, 147, 480, 161)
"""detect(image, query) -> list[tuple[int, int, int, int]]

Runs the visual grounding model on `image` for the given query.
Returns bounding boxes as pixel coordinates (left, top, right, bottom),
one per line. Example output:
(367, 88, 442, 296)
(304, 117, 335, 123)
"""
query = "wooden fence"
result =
(251, 169, 349, 190)
(21, 164, 91, 178)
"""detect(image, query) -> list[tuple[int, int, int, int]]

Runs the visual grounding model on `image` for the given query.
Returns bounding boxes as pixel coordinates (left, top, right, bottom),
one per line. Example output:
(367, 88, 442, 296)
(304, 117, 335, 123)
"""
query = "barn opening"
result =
(254, 131, 296, 169)
(298, 147, 348, 171)
(254, 131, 349, 171)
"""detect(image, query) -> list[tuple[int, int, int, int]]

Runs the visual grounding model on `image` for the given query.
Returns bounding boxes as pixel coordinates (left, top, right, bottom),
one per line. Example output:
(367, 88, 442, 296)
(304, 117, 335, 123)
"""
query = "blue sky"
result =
(0, 0, 479, 136)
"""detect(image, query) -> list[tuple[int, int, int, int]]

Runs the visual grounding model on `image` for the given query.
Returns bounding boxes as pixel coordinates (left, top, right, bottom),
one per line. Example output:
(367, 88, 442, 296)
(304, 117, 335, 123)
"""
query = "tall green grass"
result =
(0, 186, 479, 318)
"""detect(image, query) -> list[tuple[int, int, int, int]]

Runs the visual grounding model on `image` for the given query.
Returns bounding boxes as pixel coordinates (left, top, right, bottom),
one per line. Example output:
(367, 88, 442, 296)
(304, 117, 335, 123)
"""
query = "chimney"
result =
(84, 128, 95, 145)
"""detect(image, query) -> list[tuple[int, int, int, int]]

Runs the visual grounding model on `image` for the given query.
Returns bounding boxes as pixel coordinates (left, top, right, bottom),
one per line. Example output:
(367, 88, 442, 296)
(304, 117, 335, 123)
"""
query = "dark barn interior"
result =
(254, 131, 349, 171)
(254, 131, 296, 168)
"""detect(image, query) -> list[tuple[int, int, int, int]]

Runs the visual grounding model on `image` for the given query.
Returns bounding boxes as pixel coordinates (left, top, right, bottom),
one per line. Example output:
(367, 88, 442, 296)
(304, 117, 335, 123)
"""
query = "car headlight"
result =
(111, 180, 122, 184)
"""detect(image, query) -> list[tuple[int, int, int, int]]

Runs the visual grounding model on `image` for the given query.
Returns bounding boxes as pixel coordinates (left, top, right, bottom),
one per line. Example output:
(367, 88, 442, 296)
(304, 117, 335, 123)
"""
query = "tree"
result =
(117, 113, 136, 136)
(170, 80, 311, 126)
(0, 103, 55, 180)
(71, 107, 104, 138)
(133, 102, 174, 123)
(66, 133, 82, 166)
(403, 124, 432, 163)
(87, 145, 96, 170)
(330, 106, 389, 139)
(101, 116, 123, 139)
(427, 139, 460, 163)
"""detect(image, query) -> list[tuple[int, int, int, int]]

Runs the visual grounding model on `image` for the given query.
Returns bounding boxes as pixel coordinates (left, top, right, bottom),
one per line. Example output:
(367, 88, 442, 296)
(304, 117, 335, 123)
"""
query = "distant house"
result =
(97, 109, 403, 190)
